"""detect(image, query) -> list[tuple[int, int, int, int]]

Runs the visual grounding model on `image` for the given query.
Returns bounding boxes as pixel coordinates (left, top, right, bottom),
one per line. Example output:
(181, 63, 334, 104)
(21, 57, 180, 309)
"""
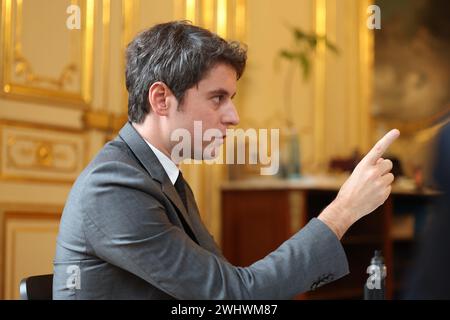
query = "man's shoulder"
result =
(93, 137, 136, 165)
(70, 137, 153, 195)
(84, 137, 143, 174)
(63, 136, 163, 222)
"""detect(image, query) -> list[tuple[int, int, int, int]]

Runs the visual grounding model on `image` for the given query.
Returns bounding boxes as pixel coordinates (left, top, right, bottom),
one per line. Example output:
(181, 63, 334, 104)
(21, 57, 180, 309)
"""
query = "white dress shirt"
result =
(144, 139, 179, 185)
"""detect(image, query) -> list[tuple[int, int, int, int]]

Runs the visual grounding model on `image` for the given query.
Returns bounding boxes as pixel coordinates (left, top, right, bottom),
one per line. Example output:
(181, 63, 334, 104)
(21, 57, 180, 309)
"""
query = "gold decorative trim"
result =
(216, 0, 227, 38)
(177, 0, 247, 41)
(0, 0, 95, 108)
(0, 119, 85, 134)
(312, 0, 373, 162)
(81, 0, 94, 105)
(0, 122, 87, 183)
(121, 0, 137, 115)
(359, 0, 374, 151)
(185, 0, 197, 22)
(83, 110, 128, 132)
(6, 135, 79, 173)
(314, 0, 326, 168)
(101, 0, 111, 112)
(235, 0, 246, 42)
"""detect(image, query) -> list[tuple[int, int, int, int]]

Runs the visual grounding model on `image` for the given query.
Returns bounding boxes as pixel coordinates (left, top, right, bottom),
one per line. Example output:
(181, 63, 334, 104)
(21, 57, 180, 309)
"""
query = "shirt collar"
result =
(143, 139, 179, 185)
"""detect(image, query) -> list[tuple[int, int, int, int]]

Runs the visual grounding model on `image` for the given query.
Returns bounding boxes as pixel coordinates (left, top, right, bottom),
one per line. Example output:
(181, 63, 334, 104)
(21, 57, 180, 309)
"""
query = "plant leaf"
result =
(298, 53, 310, 80)
(279, 50, 295, 60)
(325, 40, 339, 54)
(292, 27, 306, 40)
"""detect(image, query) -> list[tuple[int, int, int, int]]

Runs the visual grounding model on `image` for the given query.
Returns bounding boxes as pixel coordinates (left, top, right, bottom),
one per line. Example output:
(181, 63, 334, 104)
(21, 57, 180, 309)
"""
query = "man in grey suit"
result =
(53, 21, 399, 299)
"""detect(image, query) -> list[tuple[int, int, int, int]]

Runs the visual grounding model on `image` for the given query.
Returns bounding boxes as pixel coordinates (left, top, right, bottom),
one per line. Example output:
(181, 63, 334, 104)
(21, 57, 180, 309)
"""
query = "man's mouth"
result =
(211, 136, 225, 146)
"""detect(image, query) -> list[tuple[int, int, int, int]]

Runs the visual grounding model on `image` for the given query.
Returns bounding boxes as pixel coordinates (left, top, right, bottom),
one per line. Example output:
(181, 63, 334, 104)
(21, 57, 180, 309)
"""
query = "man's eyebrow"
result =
(208, 88, 236, 99)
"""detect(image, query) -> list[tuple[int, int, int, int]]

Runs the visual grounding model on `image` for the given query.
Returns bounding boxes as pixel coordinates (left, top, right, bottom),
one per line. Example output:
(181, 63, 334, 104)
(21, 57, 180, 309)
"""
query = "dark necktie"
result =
(174, 172, 199, 244)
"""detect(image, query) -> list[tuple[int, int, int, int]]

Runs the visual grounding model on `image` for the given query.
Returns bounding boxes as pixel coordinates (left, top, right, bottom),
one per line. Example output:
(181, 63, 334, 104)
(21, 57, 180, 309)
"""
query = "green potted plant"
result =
(277, 26, 338, 179)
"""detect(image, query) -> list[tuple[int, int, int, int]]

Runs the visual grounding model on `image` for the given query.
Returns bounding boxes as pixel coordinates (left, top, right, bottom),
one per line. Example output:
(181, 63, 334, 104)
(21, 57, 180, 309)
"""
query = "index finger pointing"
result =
(362, 129, 400, 165)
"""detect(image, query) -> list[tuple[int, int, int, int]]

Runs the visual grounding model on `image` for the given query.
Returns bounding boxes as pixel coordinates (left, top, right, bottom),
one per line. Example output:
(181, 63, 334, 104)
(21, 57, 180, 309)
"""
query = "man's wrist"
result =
(317, 201, 353, 240)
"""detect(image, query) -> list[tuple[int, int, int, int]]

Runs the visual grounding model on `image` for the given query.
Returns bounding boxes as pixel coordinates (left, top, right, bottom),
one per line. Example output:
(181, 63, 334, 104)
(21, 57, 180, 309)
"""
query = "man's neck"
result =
(132, 120, 173, 161)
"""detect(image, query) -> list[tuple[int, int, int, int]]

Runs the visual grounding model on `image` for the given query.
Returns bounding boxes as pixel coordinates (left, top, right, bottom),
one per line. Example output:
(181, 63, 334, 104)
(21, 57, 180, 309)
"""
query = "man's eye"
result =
(212, 95, 224, 104)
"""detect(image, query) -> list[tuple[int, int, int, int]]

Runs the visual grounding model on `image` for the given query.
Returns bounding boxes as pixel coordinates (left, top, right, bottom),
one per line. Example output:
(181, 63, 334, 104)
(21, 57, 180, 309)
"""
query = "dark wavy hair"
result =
(125, 20, 247, 124)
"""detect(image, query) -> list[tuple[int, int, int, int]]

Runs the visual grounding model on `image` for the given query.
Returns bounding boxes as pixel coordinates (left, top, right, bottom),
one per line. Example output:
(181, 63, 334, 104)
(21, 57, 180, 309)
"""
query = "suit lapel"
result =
(118, 122, 197, 236)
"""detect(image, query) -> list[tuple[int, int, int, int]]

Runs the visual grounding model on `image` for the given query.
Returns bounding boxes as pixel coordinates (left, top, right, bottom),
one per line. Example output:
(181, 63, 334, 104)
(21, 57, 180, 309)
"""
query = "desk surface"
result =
(221, 175, 441, 196)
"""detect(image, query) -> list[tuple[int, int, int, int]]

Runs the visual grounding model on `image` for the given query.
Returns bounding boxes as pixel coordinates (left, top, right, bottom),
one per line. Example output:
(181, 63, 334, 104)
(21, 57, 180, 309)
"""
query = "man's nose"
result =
(223, 101, 240, 126)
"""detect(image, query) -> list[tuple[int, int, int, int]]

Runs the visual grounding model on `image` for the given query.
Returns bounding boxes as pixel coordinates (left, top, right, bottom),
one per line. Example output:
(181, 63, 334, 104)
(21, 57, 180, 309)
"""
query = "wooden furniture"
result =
(221, 176, 440, 300)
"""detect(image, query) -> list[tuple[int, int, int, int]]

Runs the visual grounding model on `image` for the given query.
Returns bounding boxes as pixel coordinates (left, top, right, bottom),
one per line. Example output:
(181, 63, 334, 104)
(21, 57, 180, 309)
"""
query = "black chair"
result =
(19, 274, 53, 300)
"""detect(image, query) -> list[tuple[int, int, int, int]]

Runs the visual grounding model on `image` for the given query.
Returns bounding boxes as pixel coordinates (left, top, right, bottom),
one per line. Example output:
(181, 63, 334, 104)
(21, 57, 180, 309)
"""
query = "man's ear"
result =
(148, 82, 174, 116)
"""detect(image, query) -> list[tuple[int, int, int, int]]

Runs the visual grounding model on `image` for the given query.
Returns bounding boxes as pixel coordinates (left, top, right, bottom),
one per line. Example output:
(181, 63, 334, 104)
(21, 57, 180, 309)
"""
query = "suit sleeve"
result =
(82, 161, 349, 299)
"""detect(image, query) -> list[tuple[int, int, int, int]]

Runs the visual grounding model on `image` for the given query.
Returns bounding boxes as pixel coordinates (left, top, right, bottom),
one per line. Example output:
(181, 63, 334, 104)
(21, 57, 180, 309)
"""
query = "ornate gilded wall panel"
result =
(0, 123, 86, 182)
(0, 0, 94, 108)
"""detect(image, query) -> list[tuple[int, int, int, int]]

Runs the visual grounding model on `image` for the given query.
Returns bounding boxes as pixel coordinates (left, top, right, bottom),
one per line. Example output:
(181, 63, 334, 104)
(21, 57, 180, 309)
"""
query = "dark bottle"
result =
(364, 250, 387, 300)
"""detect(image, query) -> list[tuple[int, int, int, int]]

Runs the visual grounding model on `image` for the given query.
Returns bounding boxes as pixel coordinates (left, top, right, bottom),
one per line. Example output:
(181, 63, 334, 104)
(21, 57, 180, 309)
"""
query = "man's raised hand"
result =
(318, 129, 400, 239)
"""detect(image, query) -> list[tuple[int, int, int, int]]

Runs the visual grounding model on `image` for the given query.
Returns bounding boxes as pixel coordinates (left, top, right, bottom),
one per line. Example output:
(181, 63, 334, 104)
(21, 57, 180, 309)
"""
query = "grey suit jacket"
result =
(53, 122, 349, 299)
